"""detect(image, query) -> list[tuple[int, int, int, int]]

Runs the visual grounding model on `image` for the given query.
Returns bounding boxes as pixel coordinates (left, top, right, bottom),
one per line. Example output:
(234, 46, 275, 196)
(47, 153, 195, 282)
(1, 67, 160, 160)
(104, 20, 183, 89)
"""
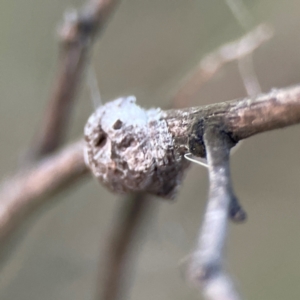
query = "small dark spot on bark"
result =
(111, 150, 118, 159)
(120, 161, 128, 169)
(188, 119, 206, 157)
(94, 133, 107, 147)
(229, 196, 247, 223)
(77, 11, 96, 37)
(114, 168, 123, 176)
(120, 136, 135, 149)
(113, 119, 123, 130)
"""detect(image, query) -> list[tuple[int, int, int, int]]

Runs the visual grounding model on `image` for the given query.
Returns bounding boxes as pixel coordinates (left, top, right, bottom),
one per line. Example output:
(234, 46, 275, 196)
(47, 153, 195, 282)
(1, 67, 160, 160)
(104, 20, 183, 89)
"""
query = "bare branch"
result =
(188, 127, 240, 300)
(29, 0, 121, 159)
(170, 23, 273, 108)
(167, 85, 300, 151)
(225, 0, 262, 97)
(96, 193, 152, 300)
(0, 140, 88, 249)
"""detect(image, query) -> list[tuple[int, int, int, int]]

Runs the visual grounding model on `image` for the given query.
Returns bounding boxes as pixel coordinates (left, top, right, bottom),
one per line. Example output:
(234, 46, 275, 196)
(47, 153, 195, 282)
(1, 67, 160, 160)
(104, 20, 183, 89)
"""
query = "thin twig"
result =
(237, 51, 261, 96)
(225, 0, 254, 30)
(0, 140, 88, 250)
(188, 126, 240, 300)
(225, 0, 262, 96)
(29, 0, 121, 159)
(97, 193, 152, 300)
(170, 23, 273, 108)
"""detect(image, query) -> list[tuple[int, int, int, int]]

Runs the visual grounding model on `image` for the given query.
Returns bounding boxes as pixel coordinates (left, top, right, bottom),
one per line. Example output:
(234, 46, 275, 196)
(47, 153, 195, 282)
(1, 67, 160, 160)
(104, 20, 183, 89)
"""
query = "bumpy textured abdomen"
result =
(84, 96, 189, 199)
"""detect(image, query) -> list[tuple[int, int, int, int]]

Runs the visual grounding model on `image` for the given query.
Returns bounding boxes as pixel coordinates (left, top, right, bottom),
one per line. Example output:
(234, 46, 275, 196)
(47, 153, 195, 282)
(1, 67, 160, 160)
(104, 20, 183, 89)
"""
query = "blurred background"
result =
(1, 0, 300, 299)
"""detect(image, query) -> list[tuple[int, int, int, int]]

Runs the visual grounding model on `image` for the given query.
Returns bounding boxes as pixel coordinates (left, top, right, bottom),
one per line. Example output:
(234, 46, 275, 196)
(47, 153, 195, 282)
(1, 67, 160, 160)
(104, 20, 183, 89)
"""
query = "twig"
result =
(225, 0, 253, 32)
(172, 85, 300, 298)
(225, 0, 262, 97)
(0, 140, 88, 250)
(166, 85, 300, 151)
(188, 126, 241, 300)
(29, 0, 121, 159)
(97, 193, 152, 300)
(170, 23, 273, 108)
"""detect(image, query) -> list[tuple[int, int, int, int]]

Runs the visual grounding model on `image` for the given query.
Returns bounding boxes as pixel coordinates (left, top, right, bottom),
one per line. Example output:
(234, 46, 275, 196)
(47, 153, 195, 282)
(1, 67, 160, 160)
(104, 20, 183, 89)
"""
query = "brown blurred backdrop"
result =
(1, 0, 300, 299)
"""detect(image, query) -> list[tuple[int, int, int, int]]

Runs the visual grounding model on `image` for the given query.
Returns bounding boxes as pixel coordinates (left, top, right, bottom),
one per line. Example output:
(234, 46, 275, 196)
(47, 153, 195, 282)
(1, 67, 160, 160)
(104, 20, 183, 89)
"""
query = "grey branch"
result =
(170, 23, 273, 108)
(96, 193, 152, 300)
(166, 85, 300, 150)
(29, 0, 121, 159)
(188, 127, 241, 300)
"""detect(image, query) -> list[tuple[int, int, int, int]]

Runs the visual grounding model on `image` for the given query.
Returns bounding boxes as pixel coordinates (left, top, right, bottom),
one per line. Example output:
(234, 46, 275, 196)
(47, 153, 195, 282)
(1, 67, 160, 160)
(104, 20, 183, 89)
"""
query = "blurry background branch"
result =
(170, 23, 273, 109)
(29, 0, 121, 160)
(97, 193, 152, 300)
(0, 140, 88, 252)
(225, 0, 262, 97)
